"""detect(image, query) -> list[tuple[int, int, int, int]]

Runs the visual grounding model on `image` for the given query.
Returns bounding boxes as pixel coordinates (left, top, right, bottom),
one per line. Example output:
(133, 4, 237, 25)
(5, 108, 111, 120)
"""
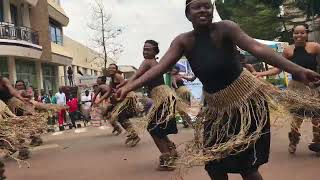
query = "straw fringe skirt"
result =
(110, 92, 139, 123)
(145, 85, 183, 138)
(176, 86, 191, 105)
(179, 70, 320, 172)
(287, 80, 320, 118)
(7, 97, 35, 115)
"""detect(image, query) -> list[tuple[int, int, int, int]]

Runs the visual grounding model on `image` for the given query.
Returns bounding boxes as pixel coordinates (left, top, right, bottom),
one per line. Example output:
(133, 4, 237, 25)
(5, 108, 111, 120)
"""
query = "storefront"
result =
(42, 63, 57, 93)
(0, 57, 9, 78)
(15, 59, 37, 88)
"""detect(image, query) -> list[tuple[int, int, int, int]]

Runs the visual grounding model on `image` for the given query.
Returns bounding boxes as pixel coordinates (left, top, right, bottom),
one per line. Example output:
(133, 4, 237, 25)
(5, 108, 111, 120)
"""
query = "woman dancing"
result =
(118, 40, 180, 171)
(107, 64, 141, 146)
(117, 0, 320, 179)
(254, 24, 320, 154)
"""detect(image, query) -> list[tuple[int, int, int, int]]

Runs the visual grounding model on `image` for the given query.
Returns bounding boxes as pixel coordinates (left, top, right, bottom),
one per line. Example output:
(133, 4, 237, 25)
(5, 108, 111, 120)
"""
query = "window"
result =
(49, 19, 63, 45)
(42, 64, 57, 93)
(16, 59, 37, 88)
(0, 57, 9, 78)
(10, 4, 17, 25)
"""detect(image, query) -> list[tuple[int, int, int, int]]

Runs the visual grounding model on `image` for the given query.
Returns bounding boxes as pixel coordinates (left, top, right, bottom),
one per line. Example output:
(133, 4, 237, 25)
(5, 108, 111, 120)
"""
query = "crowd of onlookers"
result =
(14, 79, 93, 131)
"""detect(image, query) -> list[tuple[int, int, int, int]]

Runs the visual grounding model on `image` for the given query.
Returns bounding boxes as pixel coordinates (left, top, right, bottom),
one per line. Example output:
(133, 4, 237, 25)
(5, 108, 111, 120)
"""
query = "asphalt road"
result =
(4, 121, 319, 180)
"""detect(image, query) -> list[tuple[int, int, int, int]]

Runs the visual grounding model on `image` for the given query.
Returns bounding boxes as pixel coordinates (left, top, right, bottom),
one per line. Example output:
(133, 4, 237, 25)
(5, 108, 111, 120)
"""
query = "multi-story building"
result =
(0, 0, 108, 93)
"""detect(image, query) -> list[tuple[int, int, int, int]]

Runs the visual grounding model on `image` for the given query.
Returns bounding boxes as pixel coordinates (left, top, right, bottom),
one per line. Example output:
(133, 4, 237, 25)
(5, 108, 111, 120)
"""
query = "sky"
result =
(60, 0, 193, 68)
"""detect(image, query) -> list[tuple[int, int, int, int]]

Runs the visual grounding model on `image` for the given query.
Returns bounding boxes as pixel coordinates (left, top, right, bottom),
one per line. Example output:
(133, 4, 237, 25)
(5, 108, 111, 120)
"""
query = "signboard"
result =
(177, 58, 203, 101)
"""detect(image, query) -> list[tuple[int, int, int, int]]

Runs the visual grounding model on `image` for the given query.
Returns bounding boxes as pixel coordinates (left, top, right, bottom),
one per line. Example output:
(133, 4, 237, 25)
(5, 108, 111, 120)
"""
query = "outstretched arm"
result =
(172, 76, 178, 89)
(225, 20, 320, 84)
(117, 62, 150, 88)
(96, 87, 112, 105)
(91, 87, 101, 107)
(3, 78, 29, 102)
(243, 64, 256, 73)
(182, 75, 196, 82)
(118, 35, 185, 98)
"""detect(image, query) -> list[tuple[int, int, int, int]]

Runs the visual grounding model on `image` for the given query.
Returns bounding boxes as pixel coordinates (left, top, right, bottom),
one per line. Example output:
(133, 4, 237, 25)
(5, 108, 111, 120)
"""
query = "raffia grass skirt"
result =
(7, 97, 35, 115)
(142, 85, 188, 137)
(0, 100, 15, 119)
(287, 80, 320, 118)
(176, 86, 191, 104)
(178, 70, 320, 172)
(0, 112, 49, 159)
(110, 92, 140, 123)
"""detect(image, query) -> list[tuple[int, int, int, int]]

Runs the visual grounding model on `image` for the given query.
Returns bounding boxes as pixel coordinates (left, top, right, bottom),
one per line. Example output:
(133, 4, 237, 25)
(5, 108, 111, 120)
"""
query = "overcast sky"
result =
(60, 0, 192, 67)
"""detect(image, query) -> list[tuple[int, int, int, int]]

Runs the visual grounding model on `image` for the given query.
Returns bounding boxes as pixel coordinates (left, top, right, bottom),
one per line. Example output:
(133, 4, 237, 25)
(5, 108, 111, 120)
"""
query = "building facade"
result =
(0, 0, 108, 93)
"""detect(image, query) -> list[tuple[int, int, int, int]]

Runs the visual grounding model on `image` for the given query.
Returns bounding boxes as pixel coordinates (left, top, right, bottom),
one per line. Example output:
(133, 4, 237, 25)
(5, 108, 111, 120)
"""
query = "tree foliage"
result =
(295, 0, 320, 18)
(216, 0, 283, 40)
(88, 0, 123, 69)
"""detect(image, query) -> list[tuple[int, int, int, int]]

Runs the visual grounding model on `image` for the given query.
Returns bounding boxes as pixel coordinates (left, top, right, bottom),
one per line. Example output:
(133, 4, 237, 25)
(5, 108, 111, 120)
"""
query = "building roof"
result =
(118, 65, 138, 73)
(63, 36, 116, 71)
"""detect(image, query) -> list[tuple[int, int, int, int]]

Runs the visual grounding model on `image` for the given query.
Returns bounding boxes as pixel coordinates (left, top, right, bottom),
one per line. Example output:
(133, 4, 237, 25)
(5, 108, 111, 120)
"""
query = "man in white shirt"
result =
(56, 88, 66, 105)
(55, 88, 66, 129)
(81, 90, 92, 120)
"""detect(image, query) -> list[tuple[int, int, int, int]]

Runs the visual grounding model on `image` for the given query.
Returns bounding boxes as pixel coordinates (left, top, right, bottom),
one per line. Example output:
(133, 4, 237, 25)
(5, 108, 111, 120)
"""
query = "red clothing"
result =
(58, 109, 65, 126)
(67, 98, 78, 113)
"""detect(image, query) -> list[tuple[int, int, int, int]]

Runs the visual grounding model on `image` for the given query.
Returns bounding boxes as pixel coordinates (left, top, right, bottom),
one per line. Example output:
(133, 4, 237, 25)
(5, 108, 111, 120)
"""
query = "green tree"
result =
(295, 0, 320, 18)
(216, 0, 283, 40)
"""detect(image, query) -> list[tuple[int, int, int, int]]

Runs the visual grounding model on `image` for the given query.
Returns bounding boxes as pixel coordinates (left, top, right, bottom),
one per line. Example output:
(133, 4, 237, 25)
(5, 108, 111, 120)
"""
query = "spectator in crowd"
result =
(67, 66, 74, 86)
(67, 94, 78, 128)
(55, 88, 66, 130)
(49, 90, 57, 104)
(81, 90, 92, 121)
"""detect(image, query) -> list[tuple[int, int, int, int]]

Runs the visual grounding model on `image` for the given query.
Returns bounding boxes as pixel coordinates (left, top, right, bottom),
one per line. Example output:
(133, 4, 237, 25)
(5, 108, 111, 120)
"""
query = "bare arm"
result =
(128, 62, 150, 83)
(96, 86, 112, 104)
(243, 64, 256, 73)
(117, 61, 150, 88)
(182, 75, 197, 81)
(3, 78, 28, 102)
(123, 35, 185, 93)
(91, 87, 101, 106)
(172, 76, 178, 89)
(225, 21, 303, 76)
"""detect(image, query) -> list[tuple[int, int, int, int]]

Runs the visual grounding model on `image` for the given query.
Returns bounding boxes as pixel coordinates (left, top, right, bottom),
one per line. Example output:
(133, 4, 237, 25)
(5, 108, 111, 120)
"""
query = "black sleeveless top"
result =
(187, 30, 243, 93)
(146, 75, 164, 93)
(290, 46, 317, 80)
(0, 84, 13, 103)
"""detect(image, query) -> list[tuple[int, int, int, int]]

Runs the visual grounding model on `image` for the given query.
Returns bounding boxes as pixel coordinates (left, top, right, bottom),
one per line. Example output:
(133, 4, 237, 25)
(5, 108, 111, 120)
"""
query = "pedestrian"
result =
(116, 0, 320, 179)
(67, 66, 74, 86)
(67, 94, 78, 128)
(55, 88, 67, 130)
(81, 90, 92, 121)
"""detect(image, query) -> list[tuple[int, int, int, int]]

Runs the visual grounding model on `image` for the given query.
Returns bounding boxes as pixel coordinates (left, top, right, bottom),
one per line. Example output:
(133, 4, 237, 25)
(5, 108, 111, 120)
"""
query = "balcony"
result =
(0, 22, 39, 45)
(0, 22, 42, 59)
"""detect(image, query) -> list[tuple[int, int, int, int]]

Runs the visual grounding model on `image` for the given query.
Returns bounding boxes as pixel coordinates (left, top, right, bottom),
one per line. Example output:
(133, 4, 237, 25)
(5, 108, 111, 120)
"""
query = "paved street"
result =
(4, 121, 319, 180)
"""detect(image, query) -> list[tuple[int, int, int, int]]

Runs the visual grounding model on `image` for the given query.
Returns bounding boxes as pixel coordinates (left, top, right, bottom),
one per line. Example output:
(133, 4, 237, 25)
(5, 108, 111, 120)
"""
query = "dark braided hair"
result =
(145, 40, 160, 55)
